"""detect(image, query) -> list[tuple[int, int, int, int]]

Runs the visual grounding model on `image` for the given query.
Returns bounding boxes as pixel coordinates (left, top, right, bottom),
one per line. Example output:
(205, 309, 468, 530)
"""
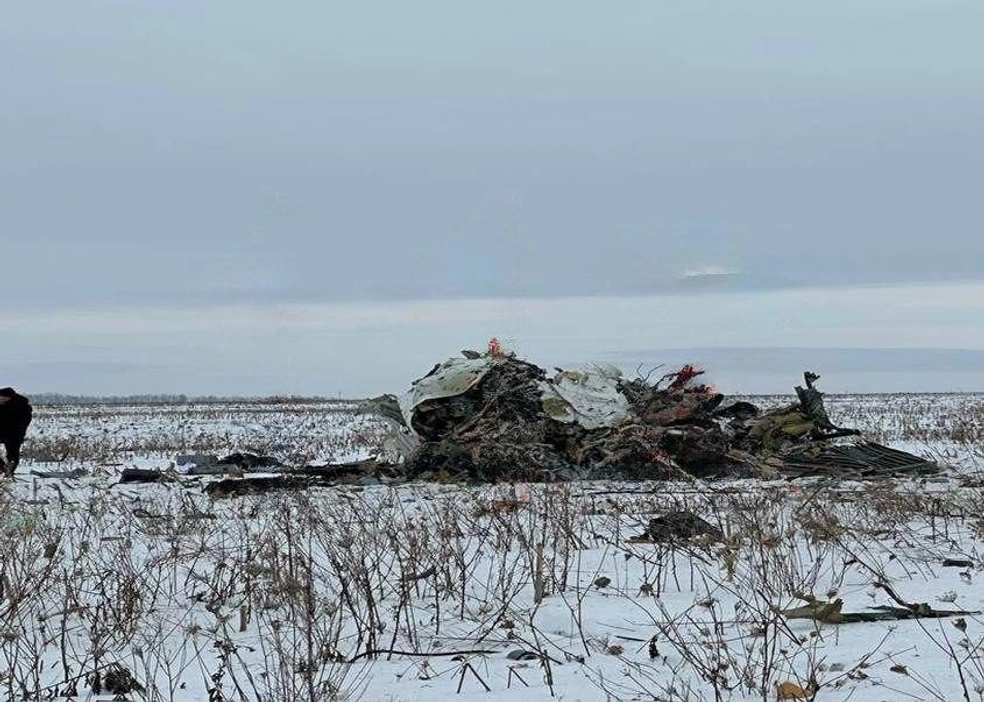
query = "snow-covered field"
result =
(2, 394, 984, 701)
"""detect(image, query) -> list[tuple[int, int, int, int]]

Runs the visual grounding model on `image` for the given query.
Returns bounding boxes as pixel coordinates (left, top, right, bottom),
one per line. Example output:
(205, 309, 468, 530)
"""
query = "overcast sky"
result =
(2, 2, 983, 394)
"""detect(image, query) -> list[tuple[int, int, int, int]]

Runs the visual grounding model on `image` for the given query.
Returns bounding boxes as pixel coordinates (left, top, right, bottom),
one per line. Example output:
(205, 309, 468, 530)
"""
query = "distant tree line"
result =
(30, 393, 191, 406)
(29, 393, 357, 406)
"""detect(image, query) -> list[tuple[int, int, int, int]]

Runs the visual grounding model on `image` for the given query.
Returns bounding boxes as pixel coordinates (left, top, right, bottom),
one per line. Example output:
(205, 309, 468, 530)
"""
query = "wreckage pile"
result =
(364, 345, 938, 483)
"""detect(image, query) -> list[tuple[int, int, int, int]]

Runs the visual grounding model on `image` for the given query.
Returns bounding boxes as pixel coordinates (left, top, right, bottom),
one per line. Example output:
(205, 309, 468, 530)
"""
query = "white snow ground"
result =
(2, 395, 984, 701)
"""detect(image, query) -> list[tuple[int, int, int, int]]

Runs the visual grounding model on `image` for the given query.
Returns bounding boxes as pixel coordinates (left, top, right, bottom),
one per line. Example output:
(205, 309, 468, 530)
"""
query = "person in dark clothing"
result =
(0, 387, 32, 477)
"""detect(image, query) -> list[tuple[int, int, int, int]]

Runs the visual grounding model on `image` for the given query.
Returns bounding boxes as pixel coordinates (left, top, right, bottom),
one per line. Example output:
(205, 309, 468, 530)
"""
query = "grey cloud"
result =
(2, 2, 984, 310)
(4, 2, 984, 395)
